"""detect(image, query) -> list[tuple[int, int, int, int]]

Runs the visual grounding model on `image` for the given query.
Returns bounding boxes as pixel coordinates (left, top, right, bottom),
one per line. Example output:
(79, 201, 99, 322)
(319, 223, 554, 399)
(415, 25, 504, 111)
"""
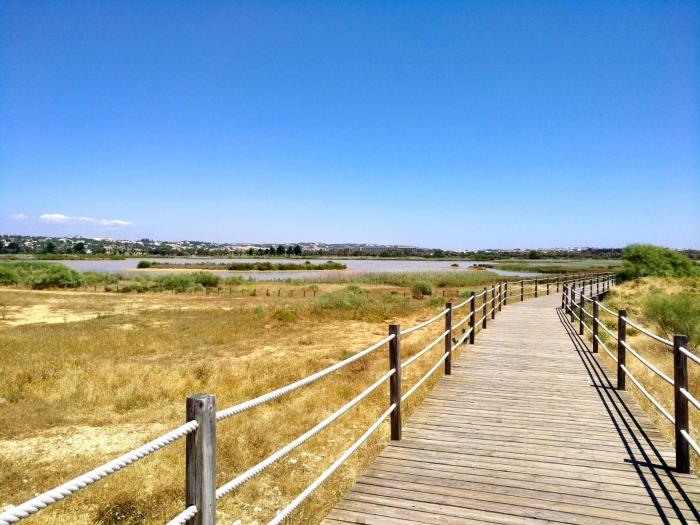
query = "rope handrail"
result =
(595, 300, 618, 317)
(620, 364, 674, 423)
(0, 421, 199, 525)
(402, 352, 450, 402)
(401, 330, 449, 369)
(453, 297, 470, 310)
(621, 316, 674, 348)
(681, 388, 700, 412)
(267, 404, 395, 525)
(620, 340, 673, 385)
(595, 335, 617, 363)
(216, 334, 393, 422)
(595, 318, 617, 339)
(452, 327, 473, 350)
(680, 346, 700, 367)
(400, 308, 449, 336)
(216, 369, 394, 500)
(452, 311, 472, 331)
(165, 505, 198, 525)
(475, 315, 486, 326)
(681, 429, 700, 458)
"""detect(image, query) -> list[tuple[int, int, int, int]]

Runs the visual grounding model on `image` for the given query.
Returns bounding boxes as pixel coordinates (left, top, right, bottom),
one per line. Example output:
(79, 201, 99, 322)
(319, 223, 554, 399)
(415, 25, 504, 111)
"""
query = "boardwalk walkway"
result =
(325, 294, 700, 524)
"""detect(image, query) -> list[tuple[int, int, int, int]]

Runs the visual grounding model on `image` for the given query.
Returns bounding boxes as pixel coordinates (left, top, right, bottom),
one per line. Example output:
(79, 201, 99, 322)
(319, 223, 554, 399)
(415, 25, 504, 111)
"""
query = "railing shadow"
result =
(556, 307, 699, 524)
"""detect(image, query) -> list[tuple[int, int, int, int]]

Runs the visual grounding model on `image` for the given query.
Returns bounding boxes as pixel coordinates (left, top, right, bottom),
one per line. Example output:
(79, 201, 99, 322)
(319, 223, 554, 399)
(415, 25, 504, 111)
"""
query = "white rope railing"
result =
(680, 346, 700, 367)
(620, 364, 674, 424)
(452, 327, 473, 350)
(622, 316, 674, 347)
(402, 352, 449, 402)
(267, 404, 395, 525)
(400, 308, 449, 336)
(595, 335, 617, 363)
(0, 421, 199, 525)
(401, 330, 448, 369)
(165, 505, 198, 525)
(621, 340, 673, 385)
(216, 334, 393, 422)
(681, 429, 700, 457)
(681, 388, 700, 412)
(216, 369, 394, 500)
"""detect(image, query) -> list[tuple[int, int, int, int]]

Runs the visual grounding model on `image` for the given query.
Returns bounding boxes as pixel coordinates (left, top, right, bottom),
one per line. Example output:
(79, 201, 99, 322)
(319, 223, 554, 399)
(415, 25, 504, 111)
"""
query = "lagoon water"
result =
(55, 257, 537, 281)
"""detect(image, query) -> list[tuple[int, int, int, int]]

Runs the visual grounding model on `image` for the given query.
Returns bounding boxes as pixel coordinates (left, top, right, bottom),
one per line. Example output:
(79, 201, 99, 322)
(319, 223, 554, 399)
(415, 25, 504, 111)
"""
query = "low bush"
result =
(411, 281, 432, 297)
(618, 244, 698, 281)
(643, 292, 700, 347)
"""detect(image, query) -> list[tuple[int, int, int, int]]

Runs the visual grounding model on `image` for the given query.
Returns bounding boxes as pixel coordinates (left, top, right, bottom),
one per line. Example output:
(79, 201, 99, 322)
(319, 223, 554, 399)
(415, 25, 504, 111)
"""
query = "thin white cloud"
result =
(9, 213, 28, 220)
(39, 213, 134, 227)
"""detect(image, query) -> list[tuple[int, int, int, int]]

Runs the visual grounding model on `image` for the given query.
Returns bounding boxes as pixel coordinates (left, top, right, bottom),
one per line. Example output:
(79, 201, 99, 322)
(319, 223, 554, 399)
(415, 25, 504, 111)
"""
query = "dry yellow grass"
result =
(582, 277, 700, 472)
(0, 280, 496, 524)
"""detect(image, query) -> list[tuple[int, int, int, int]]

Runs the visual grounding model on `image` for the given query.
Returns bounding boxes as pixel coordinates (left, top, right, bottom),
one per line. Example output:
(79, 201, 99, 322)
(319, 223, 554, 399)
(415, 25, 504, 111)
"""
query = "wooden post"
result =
(556, 276, 560, 293)
(562, 283, 566, 309)
(535, 279, 538, 298)
(569, 285, 575, 322)
(491, 286, 496, 319)
(674, 334, 690, 473)
(186, 394, 216, 525)
(504, 282, 508, 306)
(596, 277, 600, 296)
(498, 282, 502, 311)
(444, 303, 453, 375)
(520, 281, 524, 301)
(592, 300, 599, 353)
(388, 324, 402, 440)
(617, 310, 627, 390)
(546, 280, 550, 295)
(579, 292, 584, 335)
(469, 292, 476, 344)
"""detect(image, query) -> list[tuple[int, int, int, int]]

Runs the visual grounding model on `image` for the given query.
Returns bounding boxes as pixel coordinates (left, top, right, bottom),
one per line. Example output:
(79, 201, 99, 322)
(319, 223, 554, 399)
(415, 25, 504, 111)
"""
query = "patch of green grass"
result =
(643, 292, 700, 346)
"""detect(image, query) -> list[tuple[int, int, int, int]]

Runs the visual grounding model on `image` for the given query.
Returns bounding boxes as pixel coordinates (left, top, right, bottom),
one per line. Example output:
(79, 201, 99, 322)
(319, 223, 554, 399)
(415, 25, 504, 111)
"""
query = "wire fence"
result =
(0, 271, 614, 525)
(563, 279, 696, 474)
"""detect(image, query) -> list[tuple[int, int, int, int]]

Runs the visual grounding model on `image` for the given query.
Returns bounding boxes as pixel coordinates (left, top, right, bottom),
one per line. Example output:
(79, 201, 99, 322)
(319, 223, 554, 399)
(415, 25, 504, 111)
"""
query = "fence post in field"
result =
(469, 292, 476, 344)
(674, 334, 690, 473)
(388, 324, 402, 440)
(520, 281, 524, 301)
(579, 292, 584, 335)
(482, 288, 488, 329)
(562, 283, 566, 309)
(592, 300, 599, 353)
(596, 277, 600, 295)
(186, 393, 216, 525)
(445, 303, 453, 375)
(504, 282, 508, 306)
(491, 286, 496, 319)
(546, 279, 550, 295)
(556, 276, 560, 293)
(498, 283, 502, 311)
(535, 279, 538, 298)
(617, 310, 627, 390)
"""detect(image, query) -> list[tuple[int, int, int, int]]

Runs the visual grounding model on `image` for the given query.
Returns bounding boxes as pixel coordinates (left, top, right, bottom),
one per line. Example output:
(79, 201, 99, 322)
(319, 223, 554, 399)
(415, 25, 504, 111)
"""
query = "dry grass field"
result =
(0, 278, 497, 524)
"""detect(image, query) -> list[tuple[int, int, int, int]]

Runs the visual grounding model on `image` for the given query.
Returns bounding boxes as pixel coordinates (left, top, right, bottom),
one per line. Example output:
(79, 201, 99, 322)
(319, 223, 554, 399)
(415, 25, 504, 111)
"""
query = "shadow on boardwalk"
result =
(324, 295, 700, 525)
(558, 307, 700, 524)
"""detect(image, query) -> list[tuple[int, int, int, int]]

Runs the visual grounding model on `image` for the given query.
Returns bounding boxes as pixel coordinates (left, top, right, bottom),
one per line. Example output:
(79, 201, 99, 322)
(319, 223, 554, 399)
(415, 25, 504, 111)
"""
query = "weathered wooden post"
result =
(617, 310, 627, 390)
(186, 394, 216, 525)
(579, 292, 584, 335)
(546, 280, 550, 295)
(534, 279, 538, 298)
(674, 334, 690, 473)
(592, 300, 599, 353)
(562, 283, 566, 309)
(504, 282, 508, 306)
(569, 285, 575, 322)
(388, 324, 402, 440)
(444, 303, 453, 375)
(491, 286, 496, 319)
(482, 288, 488, 329)
(469, 292, 476, 344)
(596, 276, 600, 295)
(520, 281, 524, 301)
(498, 283, 502, 311)
(556, 276, 560, 293)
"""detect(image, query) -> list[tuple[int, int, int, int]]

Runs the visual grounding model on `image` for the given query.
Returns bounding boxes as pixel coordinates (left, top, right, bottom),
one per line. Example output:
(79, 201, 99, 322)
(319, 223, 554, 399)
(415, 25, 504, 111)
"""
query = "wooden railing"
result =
(0, 272, 615, 525)
(564, 280, 697, 474)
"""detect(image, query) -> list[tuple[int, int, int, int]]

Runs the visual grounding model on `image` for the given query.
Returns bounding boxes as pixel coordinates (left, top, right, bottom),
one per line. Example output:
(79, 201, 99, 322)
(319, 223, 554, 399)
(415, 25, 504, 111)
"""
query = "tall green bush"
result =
(643, 293, 700, 346)
(618, 244, 698, 281)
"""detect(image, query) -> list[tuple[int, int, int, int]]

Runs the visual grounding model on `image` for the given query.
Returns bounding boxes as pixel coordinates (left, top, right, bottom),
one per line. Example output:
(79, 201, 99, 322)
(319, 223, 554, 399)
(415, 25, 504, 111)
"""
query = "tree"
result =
(7, 241, 20, 254)
(73, 242, 85, 253)
(293, 244, 303, 256)
(276, 244, 286, 255)
(286, 245, 294, 255)
(618, 244, 698, 280)
(44, 241, 56, 253)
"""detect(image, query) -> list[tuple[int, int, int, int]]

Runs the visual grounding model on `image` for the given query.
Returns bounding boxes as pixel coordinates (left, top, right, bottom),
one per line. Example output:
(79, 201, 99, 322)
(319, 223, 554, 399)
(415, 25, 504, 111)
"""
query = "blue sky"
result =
(1, 1, 698, 249)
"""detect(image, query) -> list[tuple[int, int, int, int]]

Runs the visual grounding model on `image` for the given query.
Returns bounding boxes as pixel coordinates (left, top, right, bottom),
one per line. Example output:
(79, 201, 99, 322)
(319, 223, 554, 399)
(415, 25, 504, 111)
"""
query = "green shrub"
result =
(83, 271, 119, 285)
(0, 265, 20, 285)
(411, 281, 432, 297)
(26, 264, 84, 289)
(345, 284, 365, 295)
(428, 296, 446, 307)
(223, 276, 244, 286)
(643, 293, 700, 346)
(154, 273, 201, 293)
(192, 272, 220, 288)
(273, 306, 298, 321)
(618, 244, 698, 281)
(136, 260, 154, 269)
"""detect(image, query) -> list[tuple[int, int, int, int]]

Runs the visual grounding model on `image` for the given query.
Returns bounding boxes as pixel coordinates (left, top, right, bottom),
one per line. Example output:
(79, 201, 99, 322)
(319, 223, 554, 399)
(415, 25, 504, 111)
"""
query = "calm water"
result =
(56, 257, 537, 281)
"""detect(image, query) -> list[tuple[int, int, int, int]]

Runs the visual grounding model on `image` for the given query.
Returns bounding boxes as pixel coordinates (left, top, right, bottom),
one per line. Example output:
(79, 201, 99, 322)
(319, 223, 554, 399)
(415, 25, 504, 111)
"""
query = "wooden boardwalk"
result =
(325, 294, 700, 524)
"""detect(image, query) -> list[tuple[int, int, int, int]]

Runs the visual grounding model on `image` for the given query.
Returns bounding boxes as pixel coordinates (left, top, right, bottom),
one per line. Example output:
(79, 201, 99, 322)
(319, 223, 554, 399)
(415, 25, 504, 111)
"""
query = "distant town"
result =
(0, 234, 677, 260)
